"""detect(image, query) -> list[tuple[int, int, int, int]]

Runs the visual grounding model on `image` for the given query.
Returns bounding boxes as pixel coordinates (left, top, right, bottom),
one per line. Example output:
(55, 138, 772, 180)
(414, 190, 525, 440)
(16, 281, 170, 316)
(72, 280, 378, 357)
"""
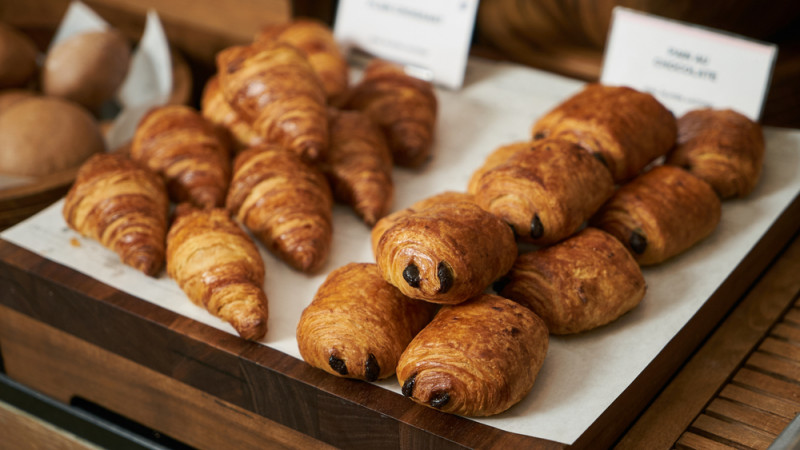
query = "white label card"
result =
(333, 0, 479, 89)
(601, 7, 777, 120)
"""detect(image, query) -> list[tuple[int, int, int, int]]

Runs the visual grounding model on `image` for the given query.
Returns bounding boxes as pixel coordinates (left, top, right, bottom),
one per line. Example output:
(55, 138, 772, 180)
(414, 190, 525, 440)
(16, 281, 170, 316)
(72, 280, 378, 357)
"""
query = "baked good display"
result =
(324, 108, 394, 226)
(667, 108, 765, 199)
(255, 18, 349, 105)
(62, 152, 169, 277)
(531, 83, 677, 183)
(226, 145, 333, 273)
(216, 41, 328, 163)
(497, 227, 646, 334)
(344, 59, 437, 168)
(473, 138, 614, 245)
(592, 164, 722, 265)
(372, 191, 517, 304)
(297, 262, 435, 381)
(200, 75, 263, 151)
(167, 203, 269, 341)
(130, 104, 231, 209)
(396, 294, 549, 416)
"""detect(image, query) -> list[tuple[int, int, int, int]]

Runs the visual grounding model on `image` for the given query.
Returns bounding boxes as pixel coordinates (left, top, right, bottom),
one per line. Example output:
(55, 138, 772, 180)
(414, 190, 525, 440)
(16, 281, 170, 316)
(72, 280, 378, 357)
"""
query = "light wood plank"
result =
(760, 337, 800, 363)
(705, 398, 789, 436)
(719, 384, 800, 420)
(690, 414, 774, 450)
(675, 431, 736, 450)
(747, 351, 800, 382)
(770, 323, 800, 343)
(0, 401, 99, 450)
(733, 368, 800, 404)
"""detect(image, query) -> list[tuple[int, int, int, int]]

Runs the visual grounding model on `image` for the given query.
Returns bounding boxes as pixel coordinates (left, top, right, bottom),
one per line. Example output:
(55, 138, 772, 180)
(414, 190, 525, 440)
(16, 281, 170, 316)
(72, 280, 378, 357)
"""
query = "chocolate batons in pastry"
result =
(63, 152, 168, 277)
(531, 84, 677, 183)
(297, 262, 436, 381)
(592, 165, 721, 266)
(226, 146, 333, 273)
(396, 294, 549, 416)
(200, 75, 263, 151)
(497, 227, 646, 334)
(344, 59, 437, 168)
(167, 204, 268, 340)
(131, 104, 231, 209)
(372, 191, 517, 304)
(216, 41, 328, 163)
(255, 19, 349, 104)
(466, 140, 533, 194)
(667, 108, 765, 199)
(473, 138, 614, 245)
(324, 108, 393, 226)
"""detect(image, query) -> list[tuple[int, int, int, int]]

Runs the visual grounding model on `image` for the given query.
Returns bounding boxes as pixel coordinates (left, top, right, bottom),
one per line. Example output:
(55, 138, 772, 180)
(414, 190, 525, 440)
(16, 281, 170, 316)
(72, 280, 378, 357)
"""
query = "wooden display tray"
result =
(1, 190, 798, 449)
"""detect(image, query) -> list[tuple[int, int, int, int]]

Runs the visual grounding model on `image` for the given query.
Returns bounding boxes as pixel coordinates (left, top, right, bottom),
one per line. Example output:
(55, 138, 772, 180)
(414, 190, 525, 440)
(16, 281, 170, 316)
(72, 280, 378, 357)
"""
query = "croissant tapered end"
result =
(223, 297, 268, 340)
(387, 121, 433, 168)
(127, 246, 166, 277)
(272, 230, 331, 273)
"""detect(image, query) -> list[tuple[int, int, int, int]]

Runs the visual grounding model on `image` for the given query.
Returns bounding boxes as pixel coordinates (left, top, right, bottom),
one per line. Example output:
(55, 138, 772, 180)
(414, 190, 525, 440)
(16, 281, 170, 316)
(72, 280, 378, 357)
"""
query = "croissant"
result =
(131, 104, 231, 209)
(216, 41, 328, 163)
(466, 141, 533, 194)
(592, 165, 721, 265)
(344, 59, 437, 168)
(226, 146, 333, 273)
(666, 108, 765, 199)
(166, 203, 268, 340)
(255, 18, 349, 104)
(396, 294, 549, 417)
(324, 108, 393, 226)
(496, 227, 646, 334)
(531, 83, 677, 183)
(200, 75, 263, 151)
(62, 152, 168, 276)
(473, 138, 614, 245)
(297, 262, 436, 381)
(372, 191, 517, 304)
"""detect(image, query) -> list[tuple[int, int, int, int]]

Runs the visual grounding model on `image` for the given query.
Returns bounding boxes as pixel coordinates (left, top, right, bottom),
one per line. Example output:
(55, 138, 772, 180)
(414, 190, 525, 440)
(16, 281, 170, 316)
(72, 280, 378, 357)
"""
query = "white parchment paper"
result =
(3, 58, 799, 445)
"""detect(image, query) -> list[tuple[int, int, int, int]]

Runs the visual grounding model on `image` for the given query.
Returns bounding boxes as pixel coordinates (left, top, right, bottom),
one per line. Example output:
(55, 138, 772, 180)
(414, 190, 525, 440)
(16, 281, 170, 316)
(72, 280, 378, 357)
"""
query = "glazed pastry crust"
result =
(226, 146, 333, 273)
(396, 294, 549, 417)
(131, 104, 231, 209)
(297, 262, 435, 381)
(344, 59, 437, 168)
(325, 108, 394, 226)
(473, 138, 614, 245)
(373, 191, 517, 304)
(167, 204, 268, 340)
(467, 140, 533, 195)
(667, 108, 765, 199)
(592, 165, 721, 266)
(255, 19, 349, 104)
(216, 41, 328, 162)
(63, 153, 169, 277)
(531, 83, 677, 182)
(498, 227, 646, 334)
(200, 75, 264, 151)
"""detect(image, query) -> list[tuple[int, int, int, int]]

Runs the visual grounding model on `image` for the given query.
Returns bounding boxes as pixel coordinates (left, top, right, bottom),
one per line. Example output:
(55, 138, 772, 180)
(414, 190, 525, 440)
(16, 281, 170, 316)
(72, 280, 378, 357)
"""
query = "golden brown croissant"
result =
(496, 227, 646, 334)
(592, 165, 721, 265)
(396, 294, 549, 416)
(324, 108, 393, 226)
(531, 83, 677, 182)
(473, 138, 614, 245)
(226, 146, 333, 273)
(62, 152, 169, 277)
(255, 18, 349, 104)
(372, 191, 517, 304)
(200, 75, 264, 151)
(131, 104, 231, 209)
(297, 262, 436, 381)
(216, 41, 328, 163)
(344, 59, 437, 168)
(667, 108, 765, 199)
(466, 140, 533, 194)
(166, 203, 268, 340)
